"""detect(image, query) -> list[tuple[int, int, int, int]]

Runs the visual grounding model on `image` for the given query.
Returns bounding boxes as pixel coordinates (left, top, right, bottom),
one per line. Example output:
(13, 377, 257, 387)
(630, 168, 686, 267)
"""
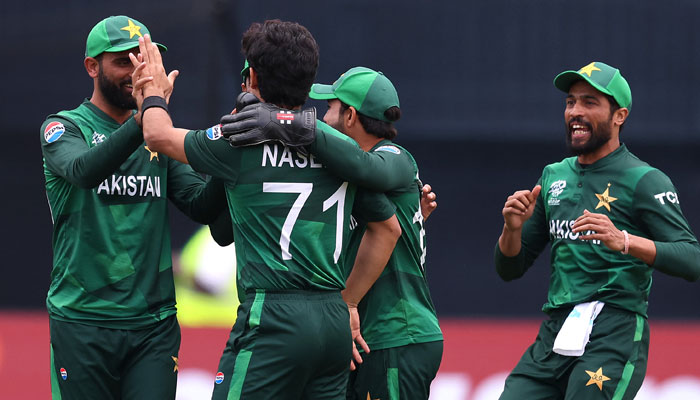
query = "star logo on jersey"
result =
(594, 183, 617, 212)
(366, 392, 380, 400)
(172, 356, 179, 372)
(585, 367, 610, 390)
(579, 62, 602, 77)
(121, 19, 143, 39)
(145, 146, 159, 162)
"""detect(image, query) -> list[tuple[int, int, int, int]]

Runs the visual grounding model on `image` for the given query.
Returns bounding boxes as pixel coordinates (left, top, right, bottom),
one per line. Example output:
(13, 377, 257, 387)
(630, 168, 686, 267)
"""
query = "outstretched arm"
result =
(40, 116, 144, 188)
(221, 107, 415, 191)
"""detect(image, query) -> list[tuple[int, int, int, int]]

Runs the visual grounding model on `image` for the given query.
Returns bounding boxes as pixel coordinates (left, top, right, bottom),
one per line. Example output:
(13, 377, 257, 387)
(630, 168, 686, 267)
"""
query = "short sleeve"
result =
(352, 189, 396, 223)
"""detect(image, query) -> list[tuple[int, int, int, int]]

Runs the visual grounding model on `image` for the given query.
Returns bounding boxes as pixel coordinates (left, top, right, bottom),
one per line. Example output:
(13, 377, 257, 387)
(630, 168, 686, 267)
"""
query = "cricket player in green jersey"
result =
(130, 21, 401, 399)
(40, 16, 229, 400)
(304, 67, 442, 400)
(495, 61, 700, 399)
(221, 65, 444, 400)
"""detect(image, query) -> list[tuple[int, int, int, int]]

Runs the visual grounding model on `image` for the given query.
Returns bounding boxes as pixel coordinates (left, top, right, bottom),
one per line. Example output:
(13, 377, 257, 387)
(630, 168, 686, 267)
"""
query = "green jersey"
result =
(41, 100, 225, 329)
(495, 144, 700, 317)
(183, 121, 393, 293)
(344, 141, 442, 350)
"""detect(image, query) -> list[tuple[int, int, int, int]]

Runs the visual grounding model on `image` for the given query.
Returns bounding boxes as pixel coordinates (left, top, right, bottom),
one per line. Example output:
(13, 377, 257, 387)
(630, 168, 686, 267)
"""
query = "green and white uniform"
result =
(345, 141, 441, 351)
(183, 121, 394, 400)
(41, 99, 226, 399)
(495, 144, 700, 399)
(309, 125, 443, 400)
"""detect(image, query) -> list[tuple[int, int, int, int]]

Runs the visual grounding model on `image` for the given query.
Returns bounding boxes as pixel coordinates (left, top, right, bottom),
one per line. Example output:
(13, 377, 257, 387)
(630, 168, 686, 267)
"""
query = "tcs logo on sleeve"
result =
(654, 192, 679, 205)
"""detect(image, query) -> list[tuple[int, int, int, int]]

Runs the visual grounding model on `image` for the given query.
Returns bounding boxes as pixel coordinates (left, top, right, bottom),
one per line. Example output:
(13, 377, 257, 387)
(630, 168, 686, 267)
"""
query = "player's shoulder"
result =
(41, 101, 92, 133)
(372, 141, 416, 164)
(372, 140, 404, 155)
(41, 111, 81, 145)
(542, 156, 576, 175)
(618, 148, 671, 186)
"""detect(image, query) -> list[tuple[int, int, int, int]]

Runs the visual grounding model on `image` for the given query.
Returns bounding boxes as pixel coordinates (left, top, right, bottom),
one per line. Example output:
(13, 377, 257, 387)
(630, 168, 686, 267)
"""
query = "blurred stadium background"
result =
(3, 1, 700, 398)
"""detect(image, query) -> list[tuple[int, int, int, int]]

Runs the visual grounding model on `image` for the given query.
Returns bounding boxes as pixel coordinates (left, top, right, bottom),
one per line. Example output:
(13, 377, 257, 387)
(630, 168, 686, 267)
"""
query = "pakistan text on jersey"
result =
(96, 175, 162, 197)
(549, 220, 601, 245)
(262, 144, 323, 168)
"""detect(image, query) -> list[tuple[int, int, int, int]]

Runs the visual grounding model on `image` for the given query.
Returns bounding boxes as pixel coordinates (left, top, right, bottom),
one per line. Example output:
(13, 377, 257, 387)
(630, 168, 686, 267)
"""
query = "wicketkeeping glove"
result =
(220, 100, 317, 155)
(234, 92, 260, 111)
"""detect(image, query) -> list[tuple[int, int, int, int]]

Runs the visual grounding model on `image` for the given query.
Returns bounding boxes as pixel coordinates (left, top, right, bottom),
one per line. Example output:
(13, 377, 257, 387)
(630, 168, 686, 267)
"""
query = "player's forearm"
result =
(498, 224, 523, 257)
(142, 106, 189, 164)
(208, 210, 234, 246)
(310, 124, 414, 192)
(342, 216, 401, 305)
(625, 233, 656, 266)
(63, 118, 144, 188)
(652, 241, 700, 281)
(184, 177, 228, 224)
(493, 243, 529, 281)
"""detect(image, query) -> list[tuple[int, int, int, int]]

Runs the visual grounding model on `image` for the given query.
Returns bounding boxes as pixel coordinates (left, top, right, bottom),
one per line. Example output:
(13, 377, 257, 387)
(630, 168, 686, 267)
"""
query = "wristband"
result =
(142, 96, 169, 114)
(621, 230, 629, 255)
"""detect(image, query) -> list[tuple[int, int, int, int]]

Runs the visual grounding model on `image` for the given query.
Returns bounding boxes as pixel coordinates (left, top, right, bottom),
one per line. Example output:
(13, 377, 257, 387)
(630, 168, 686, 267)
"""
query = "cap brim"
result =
(308, 83, 337, 100)
(553, 70, 611, 97)
(105, 42, 168, 54)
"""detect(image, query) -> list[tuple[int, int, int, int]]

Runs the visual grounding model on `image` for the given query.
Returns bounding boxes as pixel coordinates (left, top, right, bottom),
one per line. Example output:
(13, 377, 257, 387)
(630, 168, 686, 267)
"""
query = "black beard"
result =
(98, 69, 136, 110)
(328, 117, 346, 136)
(565, 117, 612, 157)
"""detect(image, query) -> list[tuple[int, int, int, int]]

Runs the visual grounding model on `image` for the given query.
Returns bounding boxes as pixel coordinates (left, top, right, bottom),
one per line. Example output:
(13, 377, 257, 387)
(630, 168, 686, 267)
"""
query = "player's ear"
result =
(85, 57, 99, 79)
(248, 68, 259, 90)
(613, 107, 629, 128)
(346, 106, 358, 129)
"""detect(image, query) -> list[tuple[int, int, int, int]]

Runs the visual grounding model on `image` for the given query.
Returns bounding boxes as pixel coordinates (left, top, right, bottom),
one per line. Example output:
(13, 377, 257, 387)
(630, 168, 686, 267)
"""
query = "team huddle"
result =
(41, 15, 700, 400)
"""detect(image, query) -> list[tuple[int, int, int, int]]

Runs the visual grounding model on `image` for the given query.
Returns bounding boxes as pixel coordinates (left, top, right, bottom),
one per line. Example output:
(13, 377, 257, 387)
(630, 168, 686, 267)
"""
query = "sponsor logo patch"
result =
(375, 145, 400, 154)
(276, 111, 294, 124)
(654, 191, 679, 205)
(206, 124, 223, 140)
(60, 367, 67, 380)
(215, 372, 225, 384)
(44, 122, 65, 143)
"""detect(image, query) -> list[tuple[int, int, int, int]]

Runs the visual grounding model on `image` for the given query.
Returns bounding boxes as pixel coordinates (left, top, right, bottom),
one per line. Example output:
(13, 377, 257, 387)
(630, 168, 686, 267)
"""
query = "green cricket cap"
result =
(309, 66, 400, 122)
(553, 61, 632, 111)
(85, 15, 167, 58)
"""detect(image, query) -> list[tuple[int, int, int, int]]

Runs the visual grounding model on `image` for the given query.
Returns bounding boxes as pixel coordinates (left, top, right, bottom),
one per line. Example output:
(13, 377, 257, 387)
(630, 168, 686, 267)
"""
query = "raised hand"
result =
(420, 183, 437, 221)
(502, 185, 542, 231)
(129, 34, 179, 101)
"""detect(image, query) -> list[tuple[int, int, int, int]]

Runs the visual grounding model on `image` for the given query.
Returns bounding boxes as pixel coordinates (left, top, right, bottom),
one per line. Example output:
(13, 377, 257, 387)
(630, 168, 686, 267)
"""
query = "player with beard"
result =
(304, 67, 443, 400)
(494, 61, 700, 399)
(40, 15, 229, 399)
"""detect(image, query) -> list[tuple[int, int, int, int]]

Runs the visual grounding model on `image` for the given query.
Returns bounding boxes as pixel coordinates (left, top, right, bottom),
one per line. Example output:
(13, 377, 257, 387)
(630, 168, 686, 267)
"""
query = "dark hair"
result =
(241, 20, 319, 108)
(338, 102, 400, 140)
(604, 94, 625, 134)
